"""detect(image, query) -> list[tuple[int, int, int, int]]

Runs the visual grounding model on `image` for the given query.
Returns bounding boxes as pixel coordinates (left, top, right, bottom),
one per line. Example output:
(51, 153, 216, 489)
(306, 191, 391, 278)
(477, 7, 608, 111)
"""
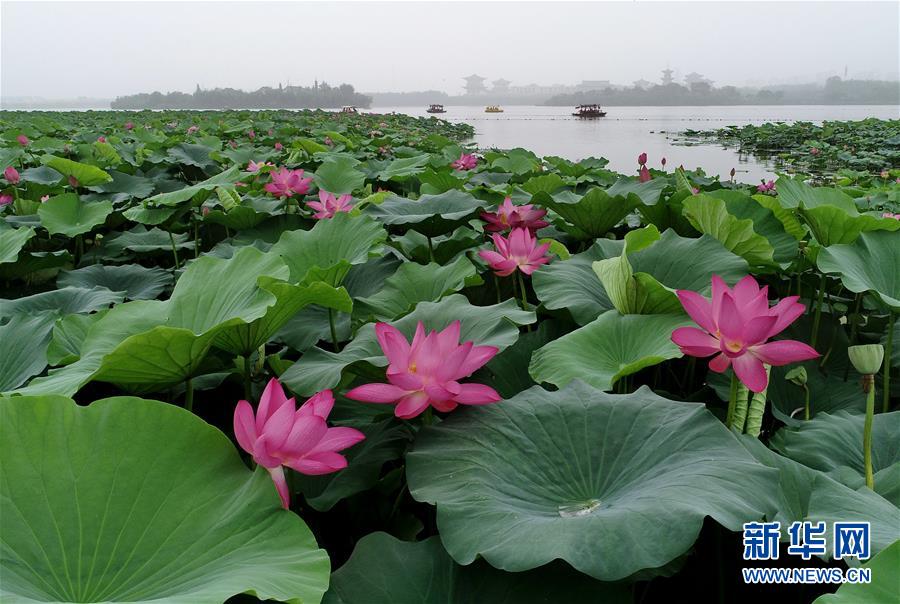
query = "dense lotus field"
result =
(1, 110, 899, 604)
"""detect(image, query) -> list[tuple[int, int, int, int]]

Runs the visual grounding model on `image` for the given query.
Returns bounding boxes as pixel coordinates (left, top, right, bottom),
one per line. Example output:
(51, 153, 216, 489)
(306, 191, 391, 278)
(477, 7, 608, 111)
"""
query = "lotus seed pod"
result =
(848, 344, 884, 376)
(785, 366, 808, 387)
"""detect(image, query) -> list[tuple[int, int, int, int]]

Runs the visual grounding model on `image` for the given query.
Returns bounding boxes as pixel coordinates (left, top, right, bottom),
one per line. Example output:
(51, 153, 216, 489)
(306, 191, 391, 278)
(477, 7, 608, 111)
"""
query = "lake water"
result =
(371, 105, 900, 183)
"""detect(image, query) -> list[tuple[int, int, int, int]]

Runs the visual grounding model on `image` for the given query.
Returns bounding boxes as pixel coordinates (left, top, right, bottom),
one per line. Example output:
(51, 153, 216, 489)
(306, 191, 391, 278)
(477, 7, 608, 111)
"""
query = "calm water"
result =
(371, 105, 900, 183)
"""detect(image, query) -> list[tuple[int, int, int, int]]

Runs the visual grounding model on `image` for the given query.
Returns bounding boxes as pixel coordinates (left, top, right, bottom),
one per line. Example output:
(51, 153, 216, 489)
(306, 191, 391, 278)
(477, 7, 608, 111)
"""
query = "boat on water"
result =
(426, 104, 446, 114)
(572, 104, 607, 118)
(340, 106, 359, 114)
(485, 105, 504, 113)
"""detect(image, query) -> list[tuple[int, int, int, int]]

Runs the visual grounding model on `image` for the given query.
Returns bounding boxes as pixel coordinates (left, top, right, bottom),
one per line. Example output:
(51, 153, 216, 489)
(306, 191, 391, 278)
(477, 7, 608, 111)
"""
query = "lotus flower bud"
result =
(661, 157, 667, 167)
(848, 344, 884, 376)
(730, 168, 736, 178)
(638, 152, 647, 166)
(785, 366, 807, 387)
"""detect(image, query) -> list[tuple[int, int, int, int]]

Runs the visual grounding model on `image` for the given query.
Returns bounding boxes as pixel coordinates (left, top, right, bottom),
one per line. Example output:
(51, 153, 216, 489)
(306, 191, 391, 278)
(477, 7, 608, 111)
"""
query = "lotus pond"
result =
(1, 110, 898, 604)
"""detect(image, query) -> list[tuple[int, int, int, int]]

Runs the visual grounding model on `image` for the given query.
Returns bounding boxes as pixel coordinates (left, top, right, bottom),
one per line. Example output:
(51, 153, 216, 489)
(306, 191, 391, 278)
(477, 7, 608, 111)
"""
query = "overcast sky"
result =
(2, 1, 898, 99)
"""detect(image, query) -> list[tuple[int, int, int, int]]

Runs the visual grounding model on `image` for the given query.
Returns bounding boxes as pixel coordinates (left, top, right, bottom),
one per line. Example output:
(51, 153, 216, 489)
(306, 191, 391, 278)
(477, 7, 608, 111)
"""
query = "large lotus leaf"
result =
(0, 395, 329, 603)
(314, 156, 366, 194)
(57, 264, 173, 300)
(606, 176, 668, 206)
(19, 166, 63, 185)
(391, 226, 482, 265)
(752, 192, 807, 239)
(120, 204, 178, 225)
(682, 194, 776, 267)
(46, 312, 105, 366)
(144, 166, 241, 206)
(520, 173, 565, 195)
(295, 419, 414, 512)
(41, 155, 112, 186)
(0, 286, 124, 318)
(353, 256, 478, 321)
(0, 225, 34, 264)
(800, 205, 900, 247)
(406, 382, 778, 581)
(363, 190, 485, 237)
(816, 230, 900, 310)
(102, 225, 194, 253)
(281, 294, 534, 396)
(91, 170, 155, 199)
(376, 154, 430, 181)
(815, 540, 899, 603)
(775, 176, 857, 211)
(324, 532, 630, 604)
(167, 142, 216, 169)
(708, 190, 798, 265)
(271, 213, 386, 286)
(529, 311, 690, 391)
(533, 187, 641, 239)
(770, 411, 900, 501)
(489, 148, 540, 175)
(0, 313, 56, 392)
(214, 279, 352, 357)
(476, 321, 567, 399)
(737, 436, 900, 559)
(38, 193, 114, 237)
(532, 241, 617, 325)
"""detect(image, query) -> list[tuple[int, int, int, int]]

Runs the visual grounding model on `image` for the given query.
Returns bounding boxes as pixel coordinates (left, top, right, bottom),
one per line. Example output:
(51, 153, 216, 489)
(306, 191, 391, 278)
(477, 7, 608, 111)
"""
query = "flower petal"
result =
(731, 353, 769, 393)
(345, 382, 408, 403)
(671, 327, 720, 357)
(233, 400, 258, 455)
(741, 315, 778, 346)
(708, 353, 731, 373)
(751, 340, 820, 366)
(286, 452, 348, 475)
(267, 466, 291, 509)
(395, 391, 431, 419)
(675, 290, 716, 333)
(453, 383, 502, 405)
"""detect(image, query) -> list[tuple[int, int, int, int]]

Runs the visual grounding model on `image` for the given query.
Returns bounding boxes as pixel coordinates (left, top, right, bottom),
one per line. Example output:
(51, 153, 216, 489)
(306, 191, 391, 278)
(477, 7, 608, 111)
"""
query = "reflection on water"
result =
(370, 105, 900, 183)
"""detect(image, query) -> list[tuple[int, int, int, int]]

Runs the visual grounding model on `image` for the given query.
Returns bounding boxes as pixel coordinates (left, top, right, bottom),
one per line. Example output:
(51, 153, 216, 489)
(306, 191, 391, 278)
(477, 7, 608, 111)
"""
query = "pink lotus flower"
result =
(264, 167, 313, 198)
(68, 175, 79, 188)
(0, 194, 12, 207)
(810, 147, 820, 156)
(274, 142, 284, 151)
(345, 321, 501, 419)
(638, 152, 648, 166)
(730, 167, 736, 179)
(40, 195, 50, 202)
(692, 187, 700, 195)
(186, 125, 199, 135)
(883, 212, 900, 220)
(661, 157, 667, 167)
(307, 190, 353, 219)
(880, 170, 889, 179)
(267, 129, 274, 136)
(639, 165, 652, 183)
(202, 206, 210, 217)
(671, 275, 819, 392)
(247, 160, 273, 173)
(378, 146, 390, 155)
(248, 130, 256, 140)
(4, 166, 19, 185)
(234, 378, 364, 509)
(97, 136, 106, 143)
(478, 227, 551, 277)
(324, 136, 334, 147)
(16, 135, 29, 146)
(451, 152, 478, 171)
(229, 140, 238, 149)
(757, 180, 776, 194)
(124, 121, 134, 131)
(481, 197, 549, 233)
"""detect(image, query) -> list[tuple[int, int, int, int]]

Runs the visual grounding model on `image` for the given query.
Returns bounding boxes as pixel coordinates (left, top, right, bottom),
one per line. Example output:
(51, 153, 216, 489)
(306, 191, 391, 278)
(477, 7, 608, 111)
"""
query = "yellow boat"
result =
(484, 105, 504, 113)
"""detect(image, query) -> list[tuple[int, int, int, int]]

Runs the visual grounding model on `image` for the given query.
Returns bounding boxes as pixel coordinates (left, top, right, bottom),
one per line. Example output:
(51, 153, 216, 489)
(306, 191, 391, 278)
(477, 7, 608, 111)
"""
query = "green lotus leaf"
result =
(145, 165, 241, 206)
(816, 230, 900, 310)
(708, 190, 798, 265)
(800, 205, 900, 247)
(0, 394, 329, 603)
(38, 193, 114, 237)
(532, 241, 618, 325)
(91, 170, 155, 199)
(281, 294, 534, 396)
(324, 532, 630, 604)
(363, 190, 485, 237)
(775, 176, 857, 211)
(46, 311, 105, 366)
(475, 321, 567, 398)
(0, 312, 56, 392)
(376, 154, 430, 181)
(120, 204, 179, 225)
(0, 286, 123, 318)
(533, 187, 641, 239)
(682, 194, 776, 267)
(19, 165, 62, 185)
(417, 168, 465, 194)
(167, 142, 216, 169)
(406, 382, 779, 581)
(295, 419, 414, 512)
(354, 256, 478, 321)
(271, 212, 386, 286)
(391, 226, 482, 265)
(814, 540, 900, 603)
(521, 173, 565, 195)
(770, 410, 900, 502)
(204, 204, 267, 231)
(489, 148, 540, 175)
(0, 225, 34, 264)
(57, 264, 173, 300)
(606, 177, 667, 206)
(752, 192, 806, 239)
(737, 436, 900, 559)
(530, 311, 690, 390)
(41, 155, 112, 186)
(102, 225, 194, 253)
(314, 156, 366, 194)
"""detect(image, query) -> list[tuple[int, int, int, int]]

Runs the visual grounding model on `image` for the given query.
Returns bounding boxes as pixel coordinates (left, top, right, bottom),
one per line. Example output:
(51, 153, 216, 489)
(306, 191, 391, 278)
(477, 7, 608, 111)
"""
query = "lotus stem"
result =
(167, 231, 181, 270)
(493, 273, 501, 304)
(844, 293, 863, 381)
(863, 375, 875, 489)
(810, 273, 826, 351)
(184, 377, 194, 413)
(242, 355, 252, 401)
(726, 372, 739, 427)
(193, 218, 200, 258)
(803, 384, 811, 420)
(426, 235, 435, 262)
(328, 308, 340, 351)
(744, 368, 770, 437)
(731, 382, 750, 433)
(422, 406, 433, 426)
(516, 271, 530, 312)
(74, 234, 84, 266)
(884, 312, 895, 413)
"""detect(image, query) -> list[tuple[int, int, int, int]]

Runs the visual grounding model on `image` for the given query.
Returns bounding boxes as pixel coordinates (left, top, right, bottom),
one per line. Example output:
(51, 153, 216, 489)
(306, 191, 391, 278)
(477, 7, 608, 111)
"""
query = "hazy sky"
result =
(2, 1, 898, 99)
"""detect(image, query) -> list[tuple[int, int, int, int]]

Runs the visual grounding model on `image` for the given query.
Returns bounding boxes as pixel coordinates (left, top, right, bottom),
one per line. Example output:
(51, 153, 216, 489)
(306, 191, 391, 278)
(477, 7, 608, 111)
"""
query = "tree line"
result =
(111, 83, 372, 110)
